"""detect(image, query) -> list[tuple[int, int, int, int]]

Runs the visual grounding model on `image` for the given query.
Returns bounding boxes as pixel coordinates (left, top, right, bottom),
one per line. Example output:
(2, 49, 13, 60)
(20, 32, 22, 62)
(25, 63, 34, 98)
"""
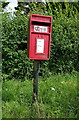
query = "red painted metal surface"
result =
(27, 14, 52, 60)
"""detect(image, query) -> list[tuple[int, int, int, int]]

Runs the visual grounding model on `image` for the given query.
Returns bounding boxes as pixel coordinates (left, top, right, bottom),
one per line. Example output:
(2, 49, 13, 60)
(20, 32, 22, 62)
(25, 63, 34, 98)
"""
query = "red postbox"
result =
(27, 14, 52, 60)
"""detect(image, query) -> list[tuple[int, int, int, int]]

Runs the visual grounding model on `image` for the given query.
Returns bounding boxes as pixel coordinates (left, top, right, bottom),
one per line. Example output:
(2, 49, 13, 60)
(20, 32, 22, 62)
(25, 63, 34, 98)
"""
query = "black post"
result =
(33, 60, 39, 103)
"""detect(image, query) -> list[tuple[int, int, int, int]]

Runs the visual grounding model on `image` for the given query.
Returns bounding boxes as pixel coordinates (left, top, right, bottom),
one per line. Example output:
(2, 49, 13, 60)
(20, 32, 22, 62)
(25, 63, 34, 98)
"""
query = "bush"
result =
(2, 13, 34, 80)
(49, 13, 79, 73)
(2, 3, 79, 80)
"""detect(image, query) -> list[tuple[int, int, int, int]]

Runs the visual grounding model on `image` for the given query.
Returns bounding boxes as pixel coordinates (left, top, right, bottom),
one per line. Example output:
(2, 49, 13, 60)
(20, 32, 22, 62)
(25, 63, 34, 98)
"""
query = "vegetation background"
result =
(2, 1, 79, 119)
(2, 2, 79, 80)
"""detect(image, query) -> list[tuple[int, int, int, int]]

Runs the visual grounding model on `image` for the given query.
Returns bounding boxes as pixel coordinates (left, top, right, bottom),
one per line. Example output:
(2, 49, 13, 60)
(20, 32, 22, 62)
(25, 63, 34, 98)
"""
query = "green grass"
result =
(2, 73, 78, 118)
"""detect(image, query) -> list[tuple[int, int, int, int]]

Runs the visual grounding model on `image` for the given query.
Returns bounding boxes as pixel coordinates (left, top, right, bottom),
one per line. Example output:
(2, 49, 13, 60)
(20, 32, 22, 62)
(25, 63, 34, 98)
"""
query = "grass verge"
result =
(2, 73, 78, 118)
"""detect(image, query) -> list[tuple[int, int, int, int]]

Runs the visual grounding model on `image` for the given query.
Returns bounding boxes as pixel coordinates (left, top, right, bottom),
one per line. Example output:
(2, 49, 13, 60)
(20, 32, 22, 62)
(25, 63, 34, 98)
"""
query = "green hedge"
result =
(2, 3, 79, 80)
(49, 13, 79, 73)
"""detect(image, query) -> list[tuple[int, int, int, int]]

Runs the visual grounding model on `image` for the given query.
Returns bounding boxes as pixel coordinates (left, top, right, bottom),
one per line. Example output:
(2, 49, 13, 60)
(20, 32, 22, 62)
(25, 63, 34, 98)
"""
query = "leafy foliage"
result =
(2, 2, 79, 80)
(2, 12, 33, 80)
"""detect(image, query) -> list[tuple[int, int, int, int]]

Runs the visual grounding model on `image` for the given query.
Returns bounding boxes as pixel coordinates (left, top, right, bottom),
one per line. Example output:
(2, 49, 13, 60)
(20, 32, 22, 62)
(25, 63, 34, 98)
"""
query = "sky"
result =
(6, 0, 18, 7)
(4, 0, 18, 13)
(4, 0, 46, 13)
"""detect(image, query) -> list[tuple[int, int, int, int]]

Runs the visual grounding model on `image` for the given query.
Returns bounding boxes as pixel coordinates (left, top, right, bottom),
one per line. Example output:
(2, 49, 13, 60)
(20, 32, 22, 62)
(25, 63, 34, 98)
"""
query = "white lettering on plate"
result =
(34, 26, 48, 33)
(36, 39, 44, 53)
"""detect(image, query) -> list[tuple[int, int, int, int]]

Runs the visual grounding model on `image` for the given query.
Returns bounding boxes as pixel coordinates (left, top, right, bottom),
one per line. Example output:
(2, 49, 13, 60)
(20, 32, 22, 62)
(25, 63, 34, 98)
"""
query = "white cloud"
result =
(4, 3, 16, 13)
(3, 0, 18, 18)
(4, 0, 18, 13)
(6, 0, 18, 7)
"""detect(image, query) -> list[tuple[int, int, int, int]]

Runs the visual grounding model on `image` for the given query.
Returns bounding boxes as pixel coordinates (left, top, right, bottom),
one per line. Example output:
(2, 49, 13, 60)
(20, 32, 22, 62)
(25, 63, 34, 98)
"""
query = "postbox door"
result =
(29, 34, 50, 60)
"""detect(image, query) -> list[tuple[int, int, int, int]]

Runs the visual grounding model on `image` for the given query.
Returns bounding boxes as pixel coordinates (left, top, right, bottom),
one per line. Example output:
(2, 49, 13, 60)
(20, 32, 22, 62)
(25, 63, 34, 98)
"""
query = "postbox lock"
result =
(43, 56, 47, 58)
